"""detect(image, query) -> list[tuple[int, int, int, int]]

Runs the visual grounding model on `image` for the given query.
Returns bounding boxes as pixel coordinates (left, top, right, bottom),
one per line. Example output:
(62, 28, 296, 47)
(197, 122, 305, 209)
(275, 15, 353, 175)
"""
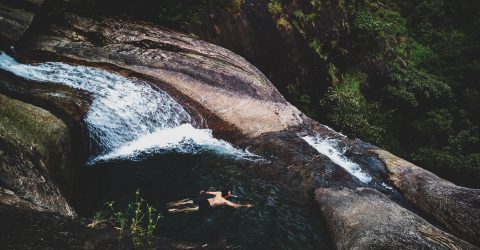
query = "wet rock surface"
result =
(0, 92, 74, 216)
(245, 131, 365, 200)
(0, 69, 91, 129)
(374, 149, 480, 245)
(23, 13, 305, 138)
(0, 0, 43, 46)
(315, 187, 478, 250)
(0, 67, 93, 201)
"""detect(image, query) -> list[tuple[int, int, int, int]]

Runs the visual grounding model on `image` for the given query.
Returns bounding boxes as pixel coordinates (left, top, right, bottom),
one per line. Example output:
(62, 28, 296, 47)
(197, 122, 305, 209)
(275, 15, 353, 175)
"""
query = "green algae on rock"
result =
(0, 92, 74, 216)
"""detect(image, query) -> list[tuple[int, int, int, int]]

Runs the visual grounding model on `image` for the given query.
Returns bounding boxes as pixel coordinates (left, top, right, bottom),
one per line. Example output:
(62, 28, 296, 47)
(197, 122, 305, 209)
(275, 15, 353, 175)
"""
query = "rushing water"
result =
(301, 135, 373, 183)
(0, 52, 256, 162)
(97, 124, 258, 162)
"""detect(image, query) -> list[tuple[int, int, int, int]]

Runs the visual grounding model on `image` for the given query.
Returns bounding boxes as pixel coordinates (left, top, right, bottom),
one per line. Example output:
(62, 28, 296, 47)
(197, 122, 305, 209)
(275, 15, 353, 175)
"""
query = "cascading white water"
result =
(96, 124, 254, 161)
(301, 135, 372, 183)
(0, 52, 256, 162)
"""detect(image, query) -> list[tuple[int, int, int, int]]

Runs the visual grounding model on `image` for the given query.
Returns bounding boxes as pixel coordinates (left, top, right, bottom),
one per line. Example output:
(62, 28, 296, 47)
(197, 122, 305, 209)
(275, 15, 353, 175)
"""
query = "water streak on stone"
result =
(301, 135, 372, 183)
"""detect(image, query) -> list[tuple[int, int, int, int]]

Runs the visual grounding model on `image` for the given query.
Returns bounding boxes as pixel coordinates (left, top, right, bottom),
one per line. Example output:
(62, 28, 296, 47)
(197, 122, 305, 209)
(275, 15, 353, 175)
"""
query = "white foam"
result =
(97, 124, 258, 161)
(0, 52, 255, 161)
(381, 182, 394, 190)
(301, 136, 372, 183)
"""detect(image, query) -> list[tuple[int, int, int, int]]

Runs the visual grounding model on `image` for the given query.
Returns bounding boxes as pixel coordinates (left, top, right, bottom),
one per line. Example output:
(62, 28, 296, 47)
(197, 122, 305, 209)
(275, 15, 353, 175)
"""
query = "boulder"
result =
(0, 68, 93, 201)
(0, 202, 208, 249)
(374, 149, 480, 245)
(0, 0, 44, 45)
(24, 13, 305, 138)
(315, 187, 478, 250)
(0, 92, 74, 216)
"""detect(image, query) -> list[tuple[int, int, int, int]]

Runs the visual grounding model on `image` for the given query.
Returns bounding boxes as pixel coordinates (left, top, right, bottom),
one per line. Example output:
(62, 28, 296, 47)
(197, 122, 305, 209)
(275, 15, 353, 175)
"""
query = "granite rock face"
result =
(315, 187, 478, 250)
(0, 0, 44, 45)
(24, 13, 305, 138)
(374, 149, 480, 245)
(0, 92, 74, 216)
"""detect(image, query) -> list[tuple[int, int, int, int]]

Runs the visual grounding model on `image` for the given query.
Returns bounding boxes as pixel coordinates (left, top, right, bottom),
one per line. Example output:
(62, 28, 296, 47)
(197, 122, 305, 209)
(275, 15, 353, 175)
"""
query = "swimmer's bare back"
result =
(205, 191, 254, 208)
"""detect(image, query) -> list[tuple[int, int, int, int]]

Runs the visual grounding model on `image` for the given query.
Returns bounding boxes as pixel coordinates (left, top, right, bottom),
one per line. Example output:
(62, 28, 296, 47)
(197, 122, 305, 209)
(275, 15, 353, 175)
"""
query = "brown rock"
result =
(0, 69, 92, 202)
(25, 13, 305, 138)
(0, 92, 75, 216)
(374, 150, 480, 245)
(0, 69, 92, 127)
(0, 202, 207, 249)
(315, 187, 478, 250)
(0, 0, 44, 45)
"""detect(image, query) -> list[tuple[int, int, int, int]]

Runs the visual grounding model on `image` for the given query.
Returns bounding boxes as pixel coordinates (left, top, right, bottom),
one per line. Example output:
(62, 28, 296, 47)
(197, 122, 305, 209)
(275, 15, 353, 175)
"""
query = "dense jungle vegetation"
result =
(66, 0, 480, 187)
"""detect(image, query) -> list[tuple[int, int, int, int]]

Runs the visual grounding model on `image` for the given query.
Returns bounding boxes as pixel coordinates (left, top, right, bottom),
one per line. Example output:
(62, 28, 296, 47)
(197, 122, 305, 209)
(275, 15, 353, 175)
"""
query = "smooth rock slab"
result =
(0, 0, 44, 45)
(315, 187, 478, 250)
(0, 92, 74, 216)
(374, 149, 480, 246)
(26, 13, 305, 138)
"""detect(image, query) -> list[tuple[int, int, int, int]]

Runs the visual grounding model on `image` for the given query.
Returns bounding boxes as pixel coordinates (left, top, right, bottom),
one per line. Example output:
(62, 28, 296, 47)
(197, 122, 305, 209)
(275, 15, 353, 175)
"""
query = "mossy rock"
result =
(0, 93, 74, 216)
(0, 93, 68, 156)
(0, 0, 44, 46)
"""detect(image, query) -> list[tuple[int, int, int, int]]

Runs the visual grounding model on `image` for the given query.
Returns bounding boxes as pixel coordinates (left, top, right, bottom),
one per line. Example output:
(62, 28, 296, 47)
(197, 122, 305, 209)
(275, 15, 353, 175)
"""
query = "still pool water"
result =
(91, 151, 331, 249)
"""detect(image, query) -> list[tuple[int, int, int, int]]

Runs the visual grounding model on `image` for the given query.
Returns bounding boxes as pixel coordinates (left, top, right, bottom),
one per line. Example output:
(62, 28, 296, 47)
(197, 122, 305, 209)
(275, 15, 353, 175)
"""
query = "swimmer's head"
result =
(222, 189, 232, 198)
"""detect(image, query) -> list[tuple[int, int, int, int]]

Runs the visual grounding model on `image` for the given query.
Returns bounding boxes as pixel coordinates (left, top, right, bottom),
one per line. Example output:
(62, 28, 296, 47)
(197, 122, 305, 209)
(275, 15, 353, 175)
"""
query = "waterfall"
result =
(301, 135, 372, 183)
(0, 52, 256, 162)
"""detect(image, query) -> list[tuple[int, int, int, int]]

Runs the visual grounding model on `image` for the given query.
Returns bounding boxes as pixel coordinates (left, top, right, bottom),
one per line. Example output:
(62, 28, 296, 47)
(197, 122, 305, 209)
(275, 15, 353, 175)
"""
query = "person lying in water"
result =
(168, 189, 254, 213)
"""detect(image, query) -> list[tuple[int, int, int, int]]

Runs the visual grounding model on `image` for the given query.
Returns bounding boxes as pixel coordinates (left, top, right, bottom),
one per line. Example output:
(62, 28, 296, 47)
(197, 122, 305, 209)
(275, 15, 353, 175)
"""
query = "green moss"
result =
(0, 94, 67, 155)
(292, 9, 316, 23)
(292, 10, 305, 21)
(338, 70, 362, 93)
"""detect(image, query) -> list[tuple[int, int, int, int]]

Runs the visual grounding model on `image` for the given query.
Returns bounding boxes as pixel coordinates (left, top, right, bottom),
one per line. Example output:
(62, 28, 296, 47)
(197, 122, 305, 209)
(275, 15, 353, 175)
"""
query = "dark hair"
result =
(221, 189, 231, 197)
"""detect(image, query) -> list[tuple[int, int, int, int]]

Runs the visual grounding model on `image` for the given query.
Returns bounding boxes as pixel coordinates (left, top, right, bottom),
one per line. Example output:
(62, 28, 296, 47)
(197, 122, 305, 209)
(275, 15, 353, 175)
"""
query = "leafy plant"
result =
(88, 210, 109, 228)
(267, 0, 283, 16)
(276, 17, 293, 30)
(309, 39, 327, 60)
(319, 71, 388, 146)
(354, 8, 407, 39)
(105, 190, 161, 249)
(231, 0, 243, 10)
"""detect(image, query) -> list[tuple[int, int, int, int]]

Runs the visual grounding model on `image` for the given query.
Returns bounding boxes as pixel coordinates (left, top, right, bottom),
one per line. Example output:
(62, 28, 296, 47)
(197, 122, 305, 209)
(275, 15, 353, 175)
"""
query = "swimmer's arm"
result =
(206, 191, 222, 196)
(224, 200, 254, 208)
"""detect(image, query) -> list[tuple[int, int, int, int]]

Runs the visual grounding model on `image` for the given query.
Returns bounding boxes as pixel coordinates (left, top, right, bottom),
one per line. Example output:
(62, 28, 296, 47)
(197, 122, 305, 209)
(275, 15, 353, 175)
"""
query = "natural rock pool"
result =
(0, 6, 479, 248)
(91, 152, 331, 249)
(1, 50, 331, 248)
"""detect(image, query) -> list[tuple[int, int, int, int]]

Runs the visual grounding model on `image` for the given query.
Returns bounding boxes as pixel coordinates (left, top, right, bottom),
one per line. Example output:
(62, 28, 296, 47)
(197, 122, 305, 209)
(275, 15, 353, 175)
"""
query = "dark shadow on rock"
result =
(316, 187, 478, 250)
